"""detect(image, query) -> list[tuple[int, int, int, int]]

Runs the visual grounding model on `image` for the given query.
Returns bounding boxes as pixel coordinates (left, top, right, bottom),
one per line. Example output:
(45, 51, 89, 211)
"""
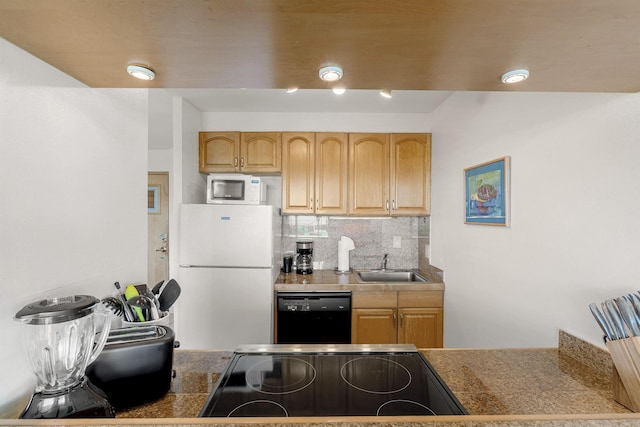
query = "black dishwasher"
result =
(276, 292, 351, 344)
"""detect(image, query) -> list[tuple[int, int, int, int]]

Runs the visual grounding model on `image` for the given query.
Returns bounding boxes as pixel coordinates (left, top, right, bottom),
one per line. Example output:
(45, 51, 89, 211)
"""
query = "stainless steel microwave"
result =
(206, 174, 266, 205)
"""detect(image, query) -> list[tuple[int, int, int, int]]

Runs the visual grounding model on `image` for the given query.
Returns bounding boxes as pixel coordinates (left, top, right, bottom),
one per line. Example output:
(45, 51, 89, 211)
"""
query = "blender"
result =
(14, 295, 115, 418)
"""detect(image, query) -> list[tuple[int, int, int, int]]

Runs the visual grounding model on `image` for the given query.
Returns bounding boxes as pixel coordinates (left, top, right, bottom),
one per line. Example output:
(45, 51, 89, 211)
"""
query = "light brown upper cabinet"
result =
(390, 133, 432, 215)
(199, 132, 281, 174)
(282, 132, 348, 215)
(240, 132, 281, 174)
(199, 132, 240, 173)
(348, 133, 390, 215)
(348, 133, 431, 216)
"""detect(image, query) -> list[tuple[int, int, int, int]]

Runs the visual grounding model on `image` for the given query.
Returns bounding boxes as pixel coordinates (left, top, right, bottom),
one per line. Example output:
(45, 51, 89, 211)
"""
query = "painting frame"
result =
(464, 156, 510, 226)
(148, 186, 160, 214)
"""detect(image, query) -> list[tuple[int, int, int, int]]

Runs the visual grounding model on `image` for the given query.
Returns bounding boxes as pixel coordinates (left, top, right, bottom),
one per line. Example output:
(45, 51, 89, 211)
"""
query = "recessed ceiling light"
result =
(286, 88, 298, 93)
(501, 69, 529, 84)
(319, 65, 343, 82)
(127, 65, 155, 80)
(332, 88, 346, 95)
(379, 89, 392, 98)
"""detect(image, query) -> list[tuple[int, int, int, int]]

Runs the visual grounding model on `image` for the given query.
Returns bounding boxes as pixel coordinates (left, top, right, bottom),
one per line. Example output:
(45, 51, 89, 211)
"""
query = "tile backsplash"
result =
(282, 215, 430, 271)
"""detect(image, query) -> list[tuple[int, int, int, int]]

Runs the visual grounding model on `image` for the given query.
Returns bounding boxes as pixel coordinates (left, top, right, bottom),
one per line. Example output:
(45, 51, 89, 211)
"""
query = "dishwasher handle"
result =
(276, 292, 351, 312)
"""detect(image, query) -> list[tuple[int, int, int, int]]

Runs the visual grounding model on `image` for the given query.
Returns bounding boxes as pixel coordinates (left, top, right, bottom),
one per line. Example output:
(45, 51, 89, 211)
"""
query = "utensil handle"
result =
(606, 300, 629, 339)
(590, 303, 614, 341)
(617, 297, 640, 336)
(114, 282, 137, 322)
(602, 303, 621, 340)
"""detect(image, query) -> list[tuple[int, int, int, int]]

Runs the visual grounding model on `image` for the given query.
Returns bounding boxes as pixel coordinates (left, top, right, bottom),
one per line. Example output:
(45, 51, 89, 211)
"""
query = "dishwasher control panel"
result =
(277, 292, 351, 312)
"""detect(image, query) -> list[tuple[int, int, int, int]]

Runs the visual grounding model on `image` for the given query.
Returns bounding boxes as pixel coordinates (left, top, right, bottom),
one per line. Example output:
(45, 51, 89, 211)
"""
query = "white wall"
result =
(0, 39, 148, 416)
(149, 148, 173, 172)
(148, 91, 174, 172)
(180, 99, 205, 204)
(169, 98, 203, 338)
(430, 91, 640, 349)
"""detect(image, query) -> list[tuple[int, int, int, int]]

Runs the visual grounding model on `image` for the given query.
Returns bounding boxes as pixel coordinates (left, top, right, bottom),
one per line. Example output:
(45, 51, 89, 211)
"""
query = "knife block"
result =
(607, 337, 640, 412)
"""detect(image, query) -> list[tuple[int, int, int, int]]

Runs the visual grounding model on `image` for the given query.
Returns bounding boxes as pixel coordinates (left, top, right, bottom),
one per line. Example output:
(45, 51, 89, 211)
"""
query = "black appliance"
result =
(86, 325, 175, 410)
(295, 240, 313, 274)
(276, 292, 351, 344)
(199, 344, 467, 417)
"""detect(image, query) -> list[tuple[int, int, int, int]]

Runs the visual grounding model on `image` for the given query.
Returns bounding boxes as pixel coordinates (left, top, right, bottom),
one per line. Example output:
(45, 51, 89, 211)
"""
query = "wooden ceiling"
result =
(1, 0, 640, 92)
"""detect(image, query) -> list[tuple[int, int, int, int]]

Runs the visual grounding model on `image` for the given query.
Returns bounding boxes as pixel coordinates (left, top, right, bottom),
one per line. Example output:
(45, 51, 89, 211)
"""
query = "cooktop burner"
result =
(245, 356, 316, 394)
(199, 344, 467, 418)
(341, 356, 412, 394)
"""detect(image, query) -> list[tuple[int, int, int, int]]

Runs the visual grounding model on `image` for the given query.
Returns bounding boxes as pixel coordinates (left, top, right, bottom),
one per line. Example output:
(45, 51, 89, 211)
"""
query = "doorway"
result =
(148, 172, 169, 286)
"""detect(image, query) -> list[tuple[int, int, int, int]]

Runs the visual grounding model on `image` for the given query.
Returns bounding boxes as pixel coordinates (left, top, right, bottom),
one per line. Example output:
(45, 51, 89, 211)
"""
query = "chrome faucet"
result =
(381, 254, 389, 270)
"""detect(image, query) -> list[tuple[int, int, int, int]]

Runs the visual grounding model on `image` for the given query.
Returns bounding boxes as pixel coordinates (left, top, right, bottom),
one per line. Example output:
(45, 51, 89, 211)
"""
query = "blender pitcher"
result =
(14, 295, 115, 418)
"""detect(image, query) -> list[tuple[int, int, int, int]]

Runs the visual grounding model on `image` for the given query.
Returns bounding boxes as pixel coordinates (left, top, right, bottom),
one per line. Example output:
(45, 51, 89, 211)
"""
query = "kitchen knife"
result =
(629, 293, 640, 318)
(601, 302, 621, 340)
(605, 300, 629, 339)
(589, 303, 615, 341)
(615, 297, 640, 336)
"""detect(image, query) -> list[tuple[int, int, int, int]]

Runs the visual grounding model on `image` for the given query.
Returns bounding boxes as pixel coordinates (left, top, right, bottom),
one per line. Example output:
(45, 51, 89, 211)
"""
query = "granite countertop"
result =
(274, 269, 445, 291)
(6, 341, 640, 426)
(117, 346, 629, 419)
(115, 350, 234, 419)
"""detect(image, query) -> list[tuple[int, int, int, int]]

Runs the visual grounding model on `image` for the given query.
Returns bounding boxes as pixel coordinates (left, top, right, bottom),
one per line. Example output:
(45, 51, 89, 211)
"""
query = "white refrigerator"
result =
(176, 203, 281, 350)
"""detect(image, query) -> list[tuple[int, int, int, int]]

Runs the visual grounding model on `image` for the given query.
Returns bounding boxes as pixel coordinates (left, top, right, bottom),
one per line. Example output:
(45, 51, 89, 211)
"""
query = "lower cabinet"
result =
(397, 307, 443, 348)
(351, 308, 397, 344)
(351, 290, 443, 348)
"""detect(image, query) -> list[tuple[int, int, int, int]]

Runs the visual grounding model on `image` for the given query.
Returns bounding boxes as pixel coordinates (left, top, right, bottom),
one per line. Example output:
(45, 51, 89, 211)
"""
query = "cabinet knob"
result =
(240, 157, 245, 168)
(386, 200, 389, 211)
(392, 200, 396, 211)
(234, 157, 238, 168)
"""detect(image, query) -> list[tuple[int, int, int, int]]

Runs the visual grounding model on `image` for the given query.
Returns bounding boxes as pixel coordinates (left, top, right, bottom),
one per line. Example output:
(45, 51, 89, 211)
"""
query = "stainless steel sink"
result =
(355, 269, 429, 283)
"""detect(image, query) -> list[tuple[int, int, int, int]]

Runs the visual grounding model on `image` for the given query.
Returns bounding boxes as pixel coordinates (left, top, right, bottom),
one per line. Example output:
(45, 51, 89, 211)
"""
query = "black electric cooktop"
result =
(199, 344, 467, 418)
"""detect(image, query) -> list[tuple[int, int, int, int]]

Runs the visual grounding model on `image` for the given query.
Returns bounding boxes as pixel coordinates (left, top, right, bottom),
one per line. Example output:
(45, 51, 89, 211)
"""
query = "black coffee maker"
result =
(296, 240, 313, 274)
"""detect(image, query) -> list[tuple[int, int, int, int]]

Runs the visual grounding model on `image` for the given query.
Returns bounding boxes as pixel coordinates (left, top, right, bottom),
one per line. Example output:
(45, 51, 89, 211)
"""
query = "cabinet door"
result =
(390, 133, 431, 215)
(240, 132, 281, 173)
(282, 133, 315, 213)
(199, 132, 240, 173)
(398, 308, 443, 348)
(352, 308, 397, 344)
(315, 133, 348, 215)
(348, 133, 390, 215)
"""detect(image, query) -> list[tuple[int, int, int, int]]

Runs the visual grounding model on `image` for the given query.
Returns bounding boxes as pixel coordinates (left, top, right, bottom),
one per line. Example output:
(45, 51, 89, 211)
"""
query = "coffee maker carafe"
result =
(296, 240, 313, 274)
(14, 295, 115, 419)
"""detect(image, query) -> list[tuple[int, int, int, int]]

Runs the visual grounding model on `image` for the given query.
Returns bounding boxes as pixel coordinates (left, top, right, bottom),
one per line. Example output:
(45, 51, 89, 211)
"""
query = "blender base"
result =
(20, 376, 115, 419)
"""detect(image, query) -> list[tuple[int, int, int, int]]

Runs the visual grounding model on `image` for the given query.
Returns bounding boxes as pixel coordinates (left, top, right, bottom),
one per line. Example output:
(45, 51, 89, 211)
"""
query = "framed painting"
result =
(464, 156, 510, 226)
(148, 186, 160, 214)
